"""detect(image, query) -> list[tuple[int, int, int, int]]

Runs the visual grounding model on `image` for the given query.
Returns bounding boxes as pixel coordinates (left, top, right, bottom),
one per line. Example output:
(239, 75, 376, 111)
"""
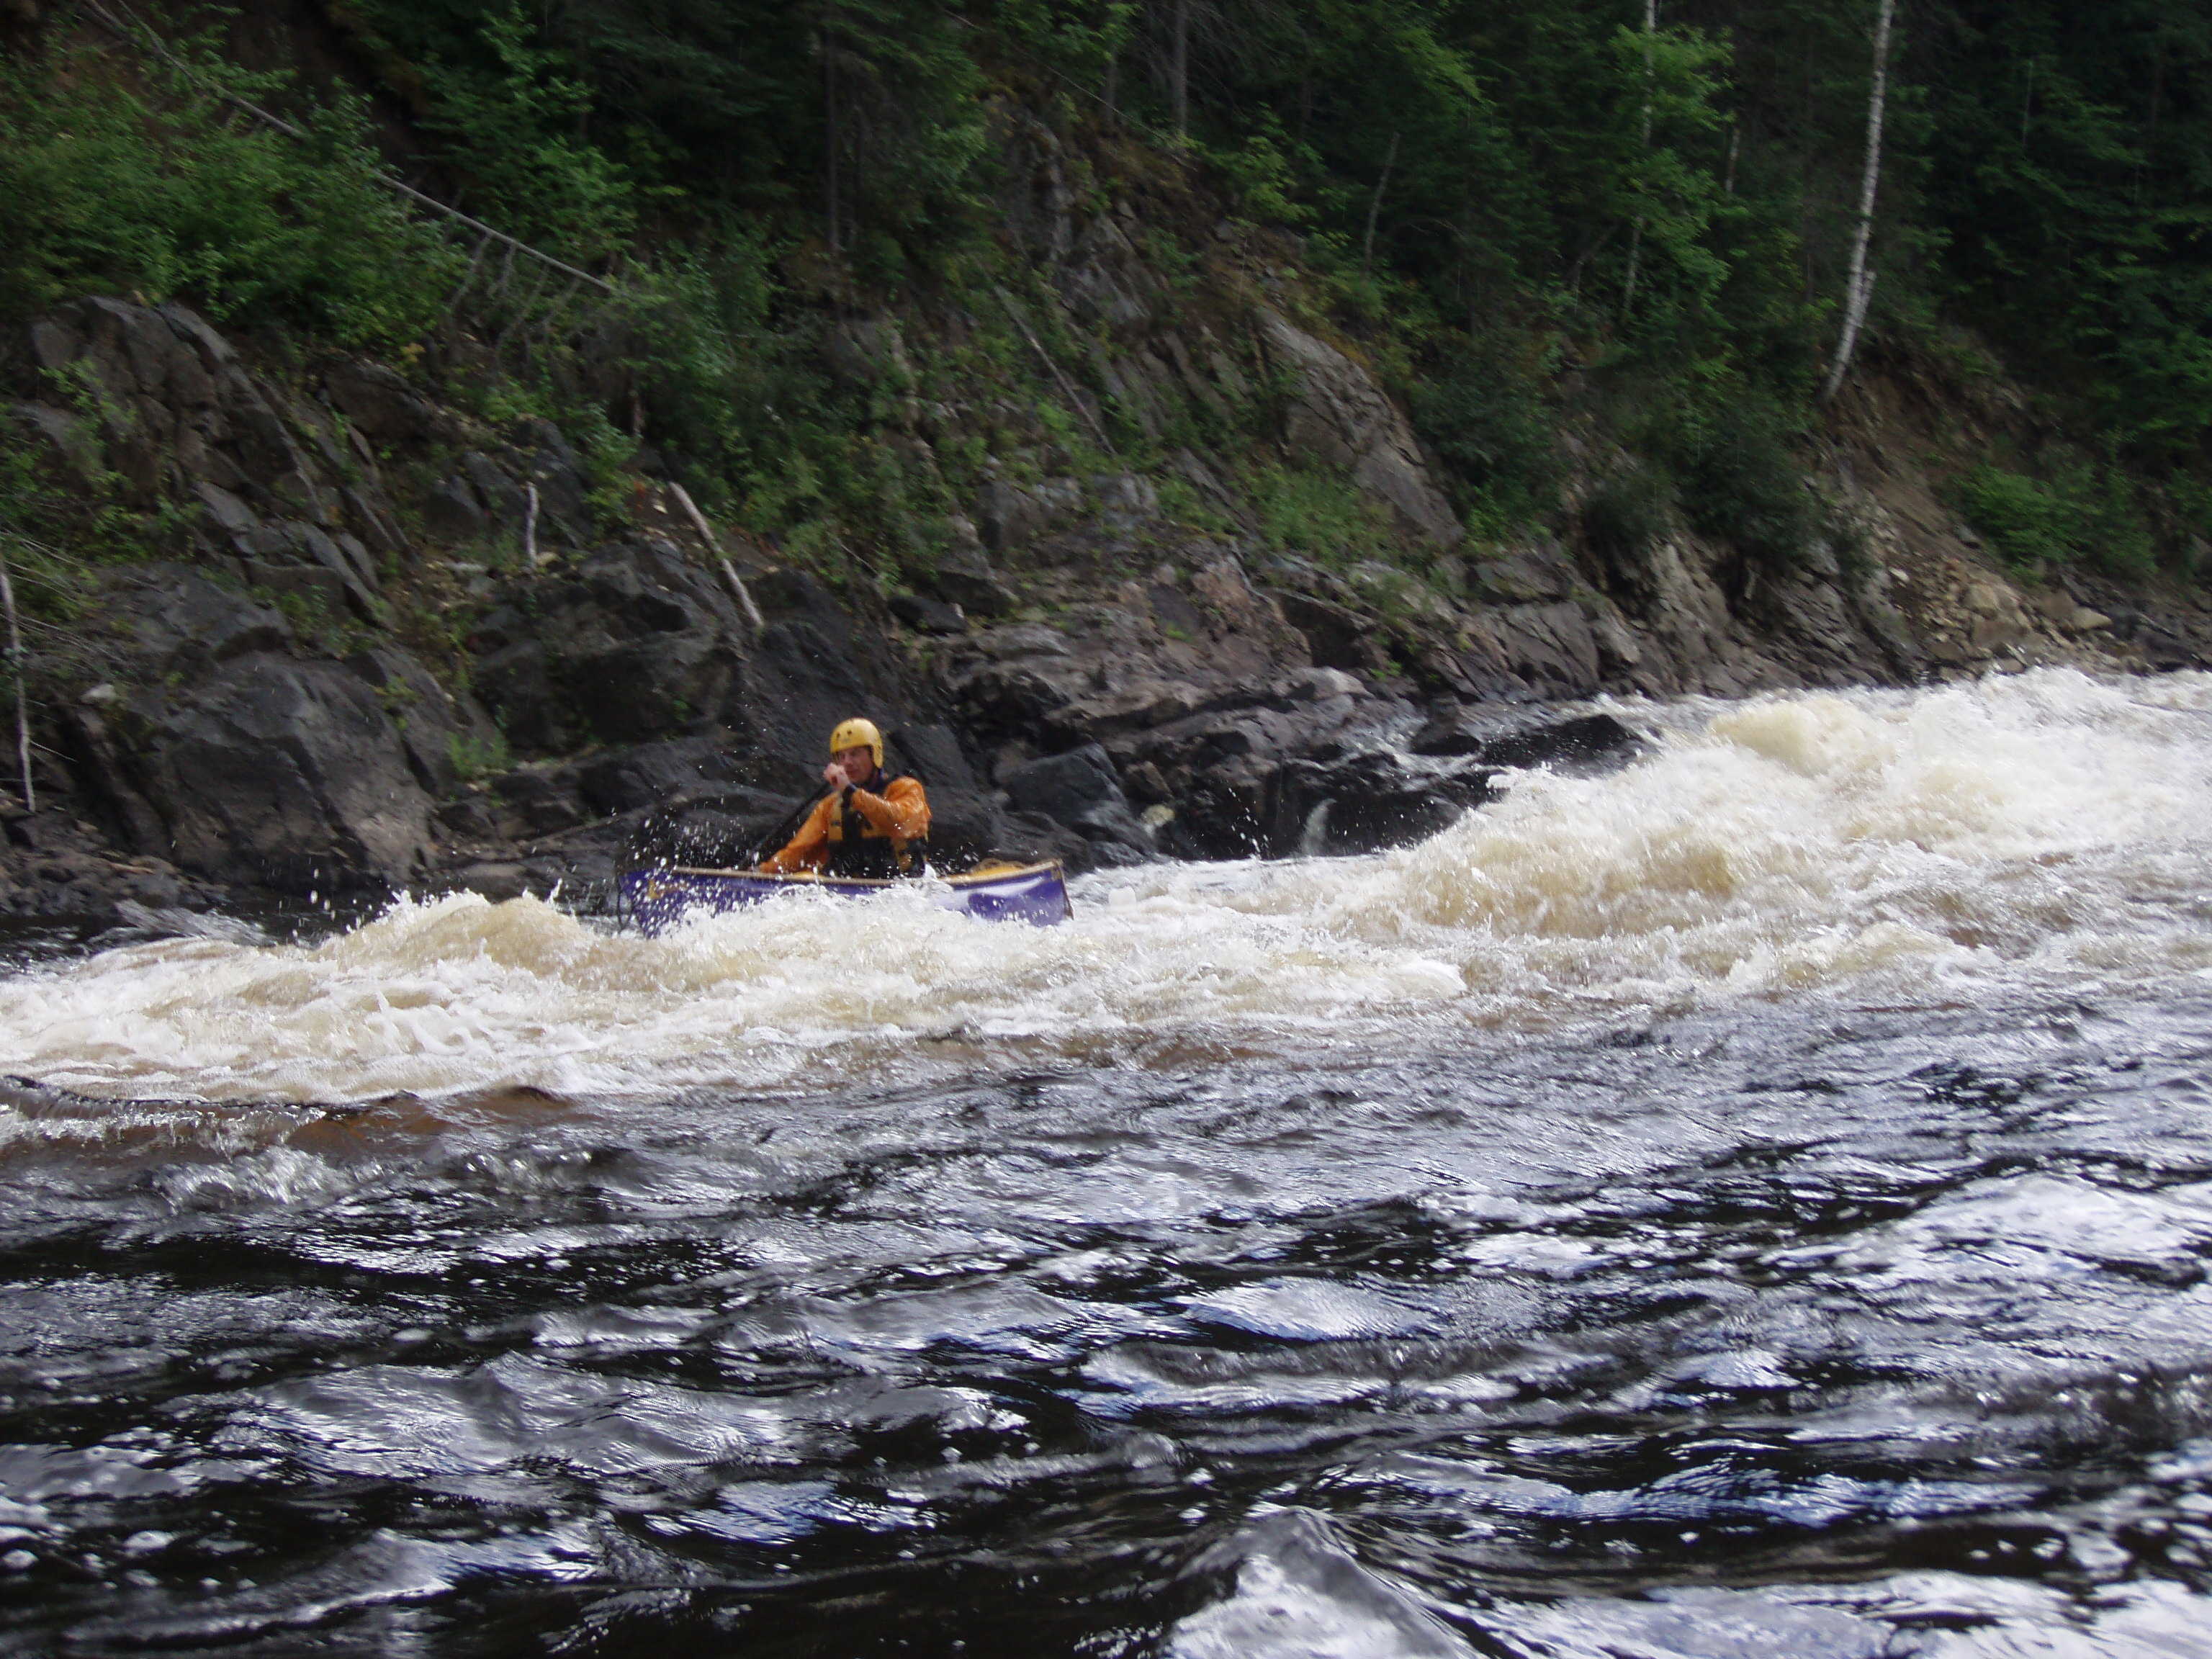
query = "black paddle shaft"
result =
(748, 783, 834, 866)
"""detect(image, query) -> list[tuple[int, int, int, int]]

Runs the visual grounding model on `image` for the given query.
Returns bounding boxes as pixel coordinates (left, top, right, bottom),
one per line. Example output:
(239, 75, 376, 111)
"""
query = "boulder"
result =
(732, 567, 939, 791)
(136, 655, 433, 891)
(1255, 307, 1462, 548)
(999, 742, 1155, 858)
(349, 645, 495, 798)
(578, 737, 737, 817)
(890, 591, 968, 634)
(975, 478, 1085, 552)
(1277, 750, 1493, 856)
(490, 766, 588, 837)
(423, 477, 490, 542)
(927, 546, 1019, 618)
(103, 563, 293, 677)
(1462, 603, 1606, 698)
(1408, 709, 1643, 772)
(472, 539, 746, 752)
(323, 361, 441, 446)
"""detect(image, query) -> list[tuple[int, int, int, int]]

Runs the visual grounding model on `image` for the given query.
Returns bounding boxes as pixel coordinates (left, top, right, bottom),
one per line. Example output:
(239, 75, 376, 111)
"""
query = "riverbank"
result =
(6, 289, 2208, 927)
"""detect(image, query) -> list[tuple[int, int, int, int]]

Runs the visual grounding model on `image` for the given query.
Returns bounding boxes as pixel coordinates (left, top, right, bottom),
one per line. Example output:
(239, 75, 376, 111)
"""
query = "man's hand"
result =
(822, 759, 853, 790)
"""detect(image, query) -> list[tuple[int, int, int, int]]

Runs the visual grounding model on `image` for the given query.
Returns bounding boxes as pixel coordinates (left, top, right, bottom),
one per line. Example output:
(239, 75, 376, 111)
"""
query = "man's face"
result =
(834, 745, 875, 779)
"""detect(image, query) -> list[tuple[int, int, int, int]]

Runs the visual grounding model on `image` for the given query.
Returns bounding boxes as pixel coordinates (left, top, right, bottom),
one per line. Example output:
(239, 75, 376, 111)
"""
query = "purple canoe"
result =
(620, 860, 1072, 935)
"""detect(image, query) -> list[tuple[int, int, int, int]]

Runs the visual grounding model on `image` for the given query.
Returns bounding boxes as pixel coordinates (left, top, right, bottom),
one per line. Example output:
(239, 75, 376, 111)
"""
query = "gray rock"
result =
(348, 645, 490, 798)
(473, 541, 751, 755)
(890, 591, 968, 634)
(929, 547, 1019, 618)
(508, 418, 593, 547)
(490, 766, 588, 837)
(423, 477, 489, 542)
(884, 723, 981, 791)
(578, 738, 735, 817)
(462, 451, 528, 527)
(1283, 750, 1496, 858)
(1001, 742, 1120, 824)
(1255, 307, 1462, 548)
(9, 402, 100, 485)
(1408, 709, 1642, 771)
(194, 481, 259, 538)
(1092, 472, 1160, 518)
(240, 561, 351, 621)
(104, 564, 292, 676)
(1001, 742, 1154, 856)
(975, 478, 1085, 552)
(324, 361, 439, 446)
(139, 655, 433, 891)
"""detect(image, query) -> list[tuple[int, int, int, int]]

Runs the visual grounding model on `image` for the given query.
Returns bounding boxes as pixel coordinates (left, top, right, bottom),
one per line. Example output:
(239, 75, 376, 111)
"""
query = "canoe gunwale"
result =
(616, 859, 1072, 930)
(655, 860, 1063, 893)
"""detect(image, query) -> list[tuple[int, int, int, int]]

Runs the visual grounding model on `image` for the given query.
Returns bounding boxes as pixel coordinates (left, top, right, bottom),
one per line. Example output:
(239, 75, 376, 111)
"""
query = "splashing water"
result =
(10, 669, 2212, 1658)
(6, 669, 2211, 1104)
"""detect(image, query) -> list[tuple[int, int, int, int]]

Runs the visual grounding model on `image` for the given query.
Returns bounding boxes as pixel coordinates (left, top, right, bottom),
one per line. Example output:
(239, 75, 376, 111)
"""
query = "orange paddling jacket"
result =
(761, 771, 932, 878)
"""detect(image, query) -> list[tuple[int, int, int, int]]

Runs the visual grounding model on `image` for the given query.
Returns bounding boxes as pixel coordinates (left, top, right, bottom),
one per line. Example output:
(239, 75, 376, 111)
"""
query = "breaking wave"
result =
(6, 668, 2211, 1104)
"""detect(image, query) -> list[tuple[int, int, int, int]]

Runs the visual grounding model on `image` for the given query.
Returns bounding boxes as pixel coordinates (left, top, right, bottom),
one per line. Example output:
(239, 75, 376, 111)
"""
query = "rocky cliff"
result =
(4, 132, 2210, 925)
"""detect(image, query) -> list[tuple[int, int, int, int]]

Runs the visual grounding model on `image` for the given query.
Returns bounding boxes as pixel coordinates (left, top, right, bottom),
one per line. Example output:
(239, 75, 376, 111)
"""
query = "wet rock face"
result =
(1408, 709, 1643, 770)
(12, 299, 411, 600)
(137, 655, 433, 892)
(1255, 308, 1462, 549)
(999, 743, 1156, 863)
(472, 540, 748, 753)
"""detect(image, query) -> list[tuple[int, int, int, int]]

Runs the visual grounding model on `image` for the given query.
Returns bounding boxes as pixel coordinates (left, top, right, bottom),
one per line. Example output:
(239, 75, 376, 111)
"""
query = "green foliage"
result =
(1949, 461, 2157, 577)
(1406, 334, 1561, 534)
(1919, 2, 2212, 458)
(11, 0, 2208, 593)
(1582, 464, 1676, 565)
(0, 41, 454, 349)
(1247, 464, 1401, 567)
(1657, 395, 1817, 567)
(1202, 115, 1314, 228)
(446, 729, 514, 786)
(406, 2, 640, 262)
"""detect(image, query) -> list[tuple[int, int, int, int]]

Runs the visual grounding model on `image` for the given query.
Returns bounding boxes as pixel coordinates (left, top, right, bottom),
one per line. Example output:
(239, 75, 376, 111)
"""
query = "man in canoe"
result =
(758, 717, 932, 878)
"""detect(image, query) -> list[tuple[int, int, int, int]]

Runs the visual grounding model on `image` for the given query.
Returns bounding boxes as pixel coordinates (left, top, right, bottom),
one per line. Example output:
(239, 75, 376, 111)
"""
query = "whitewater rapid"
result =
(7, 667, 2212, 1104)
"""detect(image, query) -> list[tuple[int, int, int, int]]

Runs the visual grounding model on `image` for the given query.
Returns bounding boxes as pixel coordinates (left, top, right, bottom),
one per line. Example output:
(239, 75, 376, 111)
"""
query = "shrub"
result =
(1663, 396, 1815, 567)
(0, 43, 456, 350)
(1408, 333, 1560, 536)
(1950, 462, 2155, 577)
(1583, 464, 1676, 564)
(1247, 464, 1400, 567)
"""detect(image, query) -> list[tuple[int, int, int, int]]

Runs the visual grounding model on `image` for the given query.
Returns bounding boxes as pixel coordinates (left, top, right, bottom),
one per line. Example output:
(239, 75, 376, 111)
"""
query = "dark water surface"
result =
(8, 671, 2212, 1655)
(6, 993, 2212, 1655)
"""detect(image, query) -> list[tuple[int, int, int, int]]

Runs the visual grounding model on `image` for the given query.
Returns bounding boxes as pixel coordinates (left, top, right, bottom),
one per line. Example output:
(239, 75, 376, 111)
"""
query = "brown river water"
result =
(6, 667, 2212, 1655)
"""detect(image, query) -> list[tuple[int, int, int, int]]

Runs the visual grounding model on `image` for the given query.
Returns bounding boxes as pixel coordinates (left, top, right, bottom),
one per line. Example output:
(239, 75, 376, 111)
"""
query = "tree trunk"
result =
(1619, 0, 1658, 323)
(822, 22, 841, 253)
(1170, 0, 1190, 137)
(1820, 0, 1897, 405)
(1362, 131, 1400, 274)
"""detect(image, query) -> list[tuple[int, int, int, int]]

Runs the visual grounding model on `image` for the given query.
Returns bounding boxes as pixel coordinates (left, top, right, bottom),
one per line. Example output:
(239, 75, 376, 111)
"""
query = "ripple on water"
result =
(4, 673, 2212, 1653)
(1, 670, 2209, 1105)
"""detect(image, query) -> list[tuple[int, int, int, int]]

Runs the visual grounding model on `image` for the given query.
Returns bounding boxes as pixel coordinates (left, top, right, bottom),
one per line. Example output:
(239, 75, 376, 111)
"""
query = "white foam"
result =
(6, 670, 2212, 1103)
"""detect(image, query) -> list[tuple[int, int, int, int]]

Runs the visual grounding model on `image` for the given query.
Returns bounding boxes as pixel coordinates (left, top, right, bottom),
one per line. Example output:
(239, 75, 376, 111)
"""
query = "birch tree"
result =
(1820, 0, 1897, 403)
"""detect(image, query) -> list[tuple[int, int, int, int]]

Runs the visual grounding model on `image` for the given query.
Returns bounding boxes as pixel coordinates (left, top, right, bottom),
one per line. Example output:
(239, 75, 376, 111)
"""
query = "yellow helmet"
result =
(829, 716, 884, 767)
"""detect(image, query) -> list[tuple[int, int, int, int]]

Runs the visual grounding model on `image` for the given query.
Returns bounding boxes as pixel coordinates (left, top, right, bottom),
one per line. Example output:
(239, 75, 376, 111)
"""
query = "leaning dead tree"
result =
(0, 549, 32, 814)
(1822, 0, 1899, 404)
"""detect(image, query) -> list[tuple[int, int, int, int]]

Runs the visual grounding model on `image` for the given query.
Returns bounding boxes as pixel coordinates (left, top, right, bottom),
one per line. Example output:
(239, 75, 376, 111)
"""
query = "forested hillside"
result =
(12, 0, 2212, 572)
(4, 0, 2211, 910)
